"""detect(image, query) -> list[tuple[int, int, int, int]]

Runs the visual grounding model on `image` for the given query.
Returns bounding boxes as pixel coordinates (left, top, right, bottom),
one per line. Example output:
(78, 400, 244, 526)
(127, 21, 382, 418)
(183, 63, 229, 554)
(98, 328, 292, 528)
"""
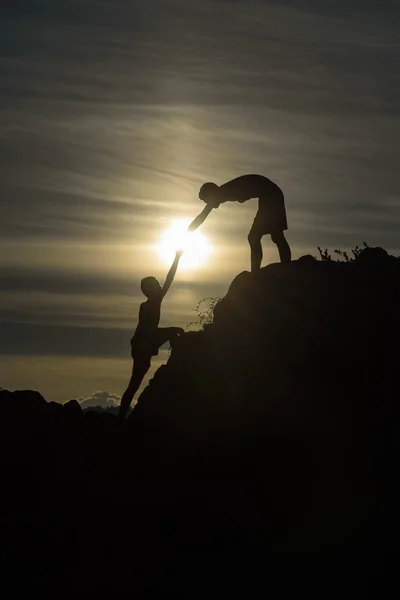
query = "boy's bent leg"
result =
(156, 327, 185, 348)
(271, 231, 291, 263)
(248, 224, 263, 273)
(118, 358, 151, 420)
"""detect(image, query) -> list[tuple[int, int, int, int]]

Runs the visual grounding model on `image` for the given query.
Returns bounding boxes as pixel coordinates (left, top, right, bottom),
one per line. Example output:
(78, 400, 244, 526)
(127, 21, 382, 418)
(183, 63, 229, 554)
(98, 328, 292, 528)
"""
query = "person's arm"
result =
(161, 250, 183, 298)
(187, 204, 214, 232)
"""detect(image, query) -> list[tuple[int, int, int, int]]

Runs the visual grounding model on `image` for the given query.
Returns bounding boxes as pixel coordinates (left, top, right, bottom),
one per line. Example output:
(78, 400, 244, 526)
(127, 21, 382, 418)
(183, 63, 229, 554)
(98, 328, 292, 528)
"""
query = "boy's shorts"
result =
(130, 336, 155, 361)
(250, 190, 288, 236)
(130, 328, 183, 360)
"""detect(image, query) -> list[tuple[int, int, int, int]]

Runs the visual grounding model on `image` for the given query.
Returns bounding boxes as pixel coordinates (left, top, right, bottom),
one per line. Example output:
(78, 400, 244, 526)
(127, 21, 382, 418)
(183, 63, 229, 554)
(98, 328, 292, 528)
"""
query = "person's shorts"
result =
(130, 328, 183, 360)
(130, 336, 156, 361)
(250, 189, 288, 236)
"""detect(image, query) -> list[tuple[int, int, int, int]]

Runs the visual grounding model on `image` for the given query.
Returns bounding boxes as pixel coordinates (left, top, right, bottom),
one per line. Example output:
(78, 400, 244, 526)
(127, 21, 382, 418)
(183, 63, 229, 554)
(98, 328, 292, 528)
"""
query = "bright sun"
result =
(156, 219, 210, 270)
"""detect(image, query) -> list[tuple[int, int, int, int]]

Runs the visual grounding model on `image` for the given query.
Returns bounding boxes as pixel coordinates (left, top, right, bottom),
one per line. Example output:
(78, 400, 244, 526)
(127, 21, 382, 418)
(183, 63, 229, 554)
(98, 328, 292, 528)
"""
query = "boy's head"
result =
(141, 276, 161, 298)
(199, 182, 220, 208)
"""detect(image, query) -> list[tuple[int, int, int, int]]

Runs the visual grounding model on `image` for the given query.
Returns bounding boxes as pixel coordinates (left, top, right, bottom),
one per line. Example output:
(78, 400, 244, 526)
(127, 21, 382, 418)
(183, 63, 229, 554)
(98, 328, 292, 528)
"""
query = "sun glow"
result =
(156, 219, 210, 270)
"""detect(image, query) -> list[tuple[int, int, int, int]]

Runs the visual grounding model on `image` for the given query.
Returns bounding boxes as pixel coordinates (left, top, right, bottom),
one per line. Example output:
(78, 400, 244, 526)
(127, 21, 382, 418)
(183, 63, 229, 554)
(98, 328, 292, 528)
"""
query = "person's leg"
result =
(155, 327, 185, 349)
(118, 359, 150, 420)
(271, 230, 291, 263)
(248, 223, 263, 273)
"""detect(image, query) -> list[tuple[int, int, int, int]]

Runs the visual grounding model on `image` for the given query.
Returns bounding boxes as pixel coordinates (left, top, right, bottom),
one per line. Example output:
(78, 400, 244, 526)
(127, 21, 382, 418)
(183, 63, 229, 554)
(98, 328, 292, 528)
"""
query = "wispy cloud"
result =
(76, 390, 121, 409)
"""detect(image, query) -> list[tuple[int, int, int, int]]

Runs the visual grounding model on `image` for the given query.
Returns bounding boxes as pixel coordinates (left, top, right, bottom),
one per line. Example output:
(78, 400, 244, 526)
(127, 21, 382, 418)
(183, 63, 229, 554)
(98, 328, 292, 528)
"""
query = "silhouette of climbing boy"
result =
(118, 250, 184, 420)
(188, 174, 291, 272)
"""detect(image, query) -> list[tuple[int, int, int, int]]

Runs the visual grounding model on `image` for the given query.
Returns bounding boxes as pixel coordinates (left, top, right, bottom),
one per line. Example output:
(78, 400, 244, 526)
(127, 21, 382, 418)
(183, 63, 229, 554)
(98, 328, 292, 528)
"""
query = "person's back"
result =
(134, 291, 162, 338)
(218, 174, 280, 203)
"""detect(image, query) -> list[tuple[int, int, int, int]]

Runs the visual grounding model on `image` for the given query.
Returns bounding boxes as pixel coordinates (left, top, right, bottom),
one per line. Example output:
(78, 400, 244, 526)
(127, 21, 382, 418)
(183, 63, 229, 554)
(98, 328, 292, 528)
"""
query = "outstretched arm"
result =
(187, 204, 214, 232)
(161, 250, 183, 298)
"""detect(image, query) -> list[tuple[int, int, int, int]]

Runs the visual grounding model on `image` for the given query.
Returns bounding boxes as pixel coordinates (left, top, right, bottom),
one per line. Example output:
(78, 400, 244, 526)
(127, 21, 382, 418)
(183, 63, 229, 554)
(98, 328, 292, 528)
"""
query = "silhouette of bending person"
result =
(188, 174, 291, 272)
(118, 250, 184, 420)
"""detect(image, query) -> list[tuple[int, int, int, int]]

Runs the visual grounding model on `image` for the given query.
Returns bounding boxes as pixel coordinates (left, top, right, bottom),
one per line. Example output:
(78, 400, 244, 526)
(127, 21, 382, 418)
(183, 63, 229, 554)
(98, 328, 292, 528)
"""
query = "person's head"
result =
(199, 182, 220, 208)
(141, 276, 161, 298)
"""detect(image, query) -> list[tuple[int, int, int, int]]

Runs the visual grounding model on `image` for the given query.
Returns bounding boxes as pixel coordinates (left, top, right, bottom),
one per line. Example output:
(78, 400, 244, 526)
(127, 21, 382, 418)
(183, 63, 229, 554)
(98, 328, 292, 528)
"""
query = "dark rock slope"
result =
(135, 247, 398, 447)
(0, 247, 397, 592)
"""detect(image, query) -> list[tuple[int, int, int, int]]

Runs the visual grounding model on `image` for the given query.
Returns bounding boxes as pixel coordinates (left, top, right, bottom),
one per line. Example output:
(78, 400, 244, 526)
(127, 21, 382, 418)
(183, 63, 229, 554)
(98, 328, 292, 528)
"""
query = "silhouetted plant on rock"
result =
(318, 242, 369, 262)
(187, 296, 222, 330)
(317, 247, 333, 262)
(334, 242, 369, 262)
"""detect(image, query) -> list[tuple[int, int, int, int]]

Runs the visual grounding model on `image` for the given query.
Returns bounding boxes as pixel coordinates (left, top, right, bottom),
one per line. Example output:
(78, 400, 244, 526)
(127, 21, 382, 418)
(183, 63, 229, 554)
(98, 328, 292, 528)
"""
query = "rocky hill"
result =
(135, 247, 398, 447)
(0, 247, 397, 593)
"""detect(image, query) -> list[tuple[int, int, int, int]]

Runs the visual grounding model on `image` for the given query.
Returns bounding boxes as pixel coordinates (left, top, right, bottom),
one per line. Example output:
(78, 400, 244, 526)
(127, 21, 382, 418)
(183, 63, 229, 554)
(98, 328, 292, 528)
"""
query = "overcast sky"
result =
(1, 0, 399, 403)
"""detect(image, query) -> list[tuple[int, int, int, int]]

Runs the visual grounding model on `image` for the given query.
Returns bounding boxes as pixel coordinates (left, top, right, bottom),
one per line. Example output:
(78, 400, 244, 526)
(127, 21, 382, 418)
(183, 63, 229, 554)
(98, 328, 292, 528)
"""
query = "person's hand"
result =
(176, 248, 184, 258)
(211, 198, 220, 209)
(205, 196, 220, 209)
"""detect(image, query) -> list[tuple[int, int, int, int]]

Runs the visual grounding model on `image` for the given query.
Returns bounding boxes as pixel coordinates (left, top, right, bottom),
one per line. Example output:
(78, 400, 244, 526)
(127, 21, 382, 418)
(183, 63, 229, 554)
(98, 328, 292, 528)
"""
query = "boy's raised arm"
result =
(187, 204, 214, 232)
(161, 250, 183, 298)
(161, 203, 214, 298)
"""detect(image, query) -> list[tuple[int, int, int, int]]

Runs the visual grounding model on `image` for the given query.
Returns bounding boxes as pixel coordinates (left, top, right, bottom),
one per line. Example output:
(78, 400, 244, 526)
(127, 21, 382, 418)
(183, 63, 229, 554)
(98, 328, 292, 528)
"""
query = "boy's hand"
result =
(176, 248, 184, 258)
(208, 197, 221, 209)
